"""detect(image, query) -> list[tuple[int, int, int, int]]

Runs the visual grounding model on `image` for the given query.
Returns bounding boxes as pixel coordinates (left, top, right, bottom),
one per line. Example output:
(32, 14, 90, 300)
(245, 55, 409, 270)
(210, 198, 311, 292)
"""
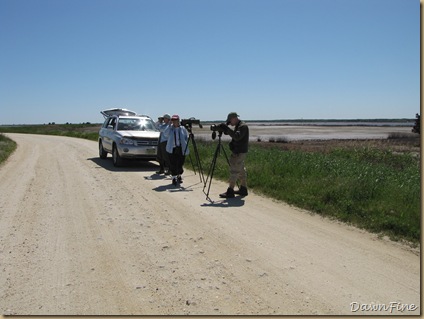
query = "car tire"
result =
(99, 141, 108, 159)
(112, 144, 123, 167)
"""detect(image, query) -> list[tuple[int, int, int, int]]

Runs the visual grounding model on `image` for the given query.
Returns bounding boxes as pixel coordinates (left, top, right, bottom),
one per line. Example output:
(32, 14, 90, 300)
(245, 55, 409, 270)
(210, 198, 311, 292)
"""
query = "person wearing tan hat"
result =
(219, 112, 249, 198)
(165, 114, 190, 186)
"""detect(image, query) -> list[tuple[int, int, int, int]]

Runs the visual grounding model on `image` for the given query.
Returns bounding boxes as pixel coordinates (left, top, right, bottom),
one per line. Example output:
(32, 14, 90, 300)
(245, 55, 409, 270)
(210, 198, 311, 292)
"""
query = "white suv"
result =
(98, 108, 160, 167)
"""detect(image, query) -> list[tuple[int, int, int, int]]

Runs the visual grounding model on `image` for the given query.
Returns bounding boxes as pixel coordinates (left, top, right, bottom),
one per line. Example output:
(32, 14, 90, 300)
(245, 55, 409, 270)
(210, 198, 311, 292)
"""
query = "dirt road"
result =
(0, 133, 420, 315)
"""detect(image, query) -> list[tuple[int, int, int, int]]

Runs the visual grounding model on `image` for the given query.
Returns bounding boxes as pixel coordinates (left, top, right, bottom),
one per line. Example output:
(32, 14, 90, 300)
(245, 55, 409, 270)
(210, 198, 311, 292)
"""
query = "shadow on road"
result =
(152, 183, 194, 193)
(88, 158, 243, 206)
(151, 176, 203, 193)
(88, 157, 159, 172)
(201, 197, 245, 208)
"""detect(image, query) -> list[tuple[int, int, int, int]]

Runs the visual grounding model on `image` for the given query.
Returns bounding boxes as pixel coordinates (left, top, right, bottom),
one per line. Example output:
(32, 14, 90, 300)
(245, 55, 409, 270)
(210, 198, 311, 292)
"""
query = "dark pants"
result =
(157, 141, 170, 169)
(168, 146, 185, 176)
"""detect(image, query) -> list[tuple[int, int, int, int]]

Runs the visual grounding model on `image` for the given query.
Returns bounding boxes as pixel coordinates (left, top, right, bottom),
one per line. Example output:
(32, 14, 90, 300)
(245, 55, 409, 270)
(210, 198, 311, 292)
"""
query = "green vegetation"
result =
(0, 124, 420, 244)
(0, 134, 17, 164)
(0, 123, 100, 141)
(187, 140, 420, 244)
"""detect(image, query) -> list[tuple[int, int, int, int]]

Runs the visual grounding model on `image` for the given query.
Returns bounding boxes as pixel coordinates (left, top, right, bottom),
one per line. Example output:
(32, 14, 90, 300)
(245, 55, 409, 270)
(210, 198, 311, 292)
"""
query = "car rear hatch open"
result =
(101, 108, 138, 118)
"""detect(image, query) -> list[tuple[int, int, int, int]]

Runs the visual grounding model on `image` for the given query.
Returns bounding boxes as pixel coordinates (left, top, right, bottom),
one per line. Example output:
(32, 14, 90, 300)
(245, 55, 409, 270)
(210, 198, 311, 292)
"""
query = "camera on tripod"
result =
(181, 118, 203, 130)
(203, 123, 231, 201)
(210, 123, 227, 133)
(210, 123, 228, 140)
(179, 117, 205, 185)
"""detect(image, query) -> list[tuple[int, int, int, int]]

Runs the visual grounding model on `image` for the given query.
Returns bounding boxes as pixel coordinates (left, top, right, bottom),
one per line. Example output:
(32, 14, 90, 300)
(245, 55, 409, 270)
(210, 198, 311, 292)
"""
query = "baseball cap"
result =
(163, 113, 171, 120)
(171, 114, 180, 120)
(226, 112, 239, 124)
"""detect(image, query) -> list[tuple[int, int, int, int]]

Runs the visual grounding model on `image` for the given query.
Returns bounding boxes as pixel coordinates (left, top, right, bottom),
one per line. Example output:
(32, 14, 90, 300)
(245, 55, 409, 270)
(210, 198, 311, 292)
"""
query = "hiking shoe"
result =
(156, 169, 164, 174)
(172, 177, 178, 186)
(234, 186, 248, 196)
(177, 175, 183, 184)
(219, 187, 235, 198)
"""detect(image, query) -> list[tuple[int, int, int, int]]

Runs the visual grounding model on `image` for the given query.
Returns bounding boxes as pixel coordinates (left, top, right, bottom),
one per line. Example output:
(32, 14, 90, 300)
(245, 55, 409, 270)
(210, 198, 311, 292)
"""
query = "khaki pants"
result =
(229, 152, 247, 189)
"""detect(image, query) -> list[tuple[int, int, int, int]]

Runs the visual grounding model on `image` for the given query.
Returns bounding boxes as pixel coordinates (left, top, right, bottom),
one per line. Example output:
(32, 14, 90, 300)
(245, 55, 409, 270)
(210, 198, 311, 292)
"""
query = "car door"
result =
(102, 117, 116, 151)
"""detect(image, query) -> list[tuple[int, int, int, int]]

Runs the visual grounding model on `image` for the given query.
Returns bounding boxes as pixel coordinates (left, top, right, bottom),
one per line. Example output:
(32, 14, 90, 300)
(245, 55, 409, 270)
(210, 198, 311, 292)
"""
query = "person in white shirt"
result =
(165, 114, 190, 186)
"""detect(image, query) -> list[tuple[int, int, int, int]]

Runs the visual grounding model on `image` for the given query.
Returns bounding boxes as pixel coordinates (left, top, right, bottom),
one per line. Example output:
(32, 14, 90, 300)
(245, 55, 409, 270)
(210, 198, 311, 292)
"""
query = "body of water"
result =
(193, 121, 415, 141)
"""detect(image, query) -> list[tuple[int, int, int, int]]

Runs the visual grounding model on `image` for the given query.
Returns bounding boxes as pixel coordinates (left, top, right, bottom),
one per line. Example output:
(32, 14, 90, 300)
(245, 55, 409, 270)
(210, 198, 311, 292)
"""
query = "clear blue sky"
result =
(0, 0, 420, 124)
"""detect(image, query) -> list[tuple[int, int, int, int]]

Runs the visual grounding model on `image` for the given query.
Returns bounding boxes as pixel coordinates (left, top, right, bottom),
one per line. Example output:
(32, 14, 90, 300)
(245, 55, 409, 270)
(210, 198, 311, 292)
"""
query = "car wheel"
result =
(99, 141, 107, 159)
(112, 144, 123, 167)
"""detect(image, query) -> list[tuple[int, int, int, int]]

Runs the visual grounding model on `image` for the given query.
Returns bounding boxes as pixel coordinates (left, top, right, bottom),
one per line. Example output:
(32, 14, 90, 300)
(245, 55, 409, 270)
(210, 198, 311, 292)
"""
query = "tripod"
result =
(203, 131, 230, 201)
(184, 126, 205, 184)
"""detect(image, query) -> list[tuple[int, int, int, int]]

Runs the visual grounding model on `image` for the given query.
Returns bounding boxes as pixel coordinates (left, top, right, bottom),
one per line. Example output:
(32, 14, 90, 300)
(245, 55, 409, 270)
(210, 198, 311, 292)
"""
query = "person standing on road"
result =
(219, 112, 249, 198)
(165, 115, 190, 186)
(155, 113, 171, 175)
(155, 116, 164, 128)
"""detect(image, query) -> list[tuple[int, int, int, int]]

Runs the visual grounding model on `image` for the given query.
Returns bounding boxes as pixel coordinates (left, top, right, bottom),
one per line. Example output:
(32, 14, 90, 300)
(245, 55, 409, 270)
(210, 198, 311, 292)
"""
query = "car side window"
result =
(107, 118, 116, 129)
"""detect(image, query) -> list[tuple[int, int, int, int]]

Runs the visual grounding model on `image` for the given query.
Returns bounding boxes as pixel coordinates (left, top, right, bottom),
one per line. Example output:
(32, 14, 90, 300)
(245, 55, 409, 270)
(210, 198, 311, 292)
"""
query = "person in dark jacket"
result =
(219, 112, 249, 198)
(155, 113, 172, 175)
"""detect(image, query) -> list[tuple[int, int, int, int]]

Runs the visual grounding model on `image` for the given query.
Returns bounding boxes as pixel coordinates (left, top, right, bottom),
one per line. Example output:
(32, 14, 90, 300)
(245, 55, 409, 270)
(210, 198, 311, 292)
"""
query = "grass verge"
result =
(0, 134, 17, 165)
(0, 124, 100, 141)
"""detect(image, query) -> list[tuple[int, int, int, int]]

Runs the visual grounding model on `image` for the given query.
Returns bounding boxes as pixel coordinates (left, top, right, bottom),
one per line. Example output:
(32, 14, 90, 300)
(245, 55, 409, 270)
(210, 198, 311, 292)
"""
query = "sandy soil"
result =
(0, 133, 420, 315)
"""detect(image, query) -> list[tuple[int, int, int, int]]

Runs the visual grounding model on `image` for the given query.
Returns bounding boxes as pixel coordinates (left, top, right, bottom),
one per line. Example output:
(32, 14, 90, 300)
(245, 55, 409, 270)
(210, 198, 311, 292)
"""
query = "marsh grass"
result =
(188, 140, 420, 243)
(0, 134, 17, 163)
(0, 124, 100, 141)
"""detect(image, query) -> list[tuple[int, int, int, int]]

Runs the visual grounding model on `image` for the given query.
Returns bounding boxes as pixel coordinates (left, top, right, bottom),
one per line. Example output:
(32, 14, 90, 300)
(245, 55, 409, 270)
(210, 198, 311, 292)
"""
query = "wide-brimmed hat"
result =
(163, 113, 171, 120)
(226, 112, 239, 124)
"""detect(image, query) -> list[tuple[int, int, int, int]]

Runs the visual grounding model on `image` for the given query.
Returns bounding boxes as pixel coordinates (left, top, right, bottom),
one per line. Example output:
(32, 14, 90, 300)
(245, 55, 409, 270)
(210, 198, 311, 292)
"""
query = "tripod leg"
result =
(185, 134, 206, 184)
(191, 137, 205, 184)
(203, 141, 221, 200)
(185, 135, 196, 175)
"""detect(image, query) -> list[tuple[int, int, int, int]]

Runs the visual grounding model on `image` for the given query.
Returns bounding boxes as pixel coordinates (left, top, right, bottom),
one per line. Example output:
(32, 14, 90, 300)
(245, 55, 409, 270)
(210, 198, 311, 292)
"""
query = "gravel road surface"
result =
(0, 133, 420, 315)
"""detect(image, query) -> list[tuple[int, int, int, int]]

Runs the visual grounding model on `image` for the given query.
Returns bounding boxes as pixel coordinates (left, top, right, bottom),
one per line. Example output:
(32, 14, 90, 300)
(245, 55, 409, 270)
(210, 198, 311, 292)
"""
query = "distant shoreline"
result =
(204, 119, 415, 127)
(0, 118, 415, 127)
